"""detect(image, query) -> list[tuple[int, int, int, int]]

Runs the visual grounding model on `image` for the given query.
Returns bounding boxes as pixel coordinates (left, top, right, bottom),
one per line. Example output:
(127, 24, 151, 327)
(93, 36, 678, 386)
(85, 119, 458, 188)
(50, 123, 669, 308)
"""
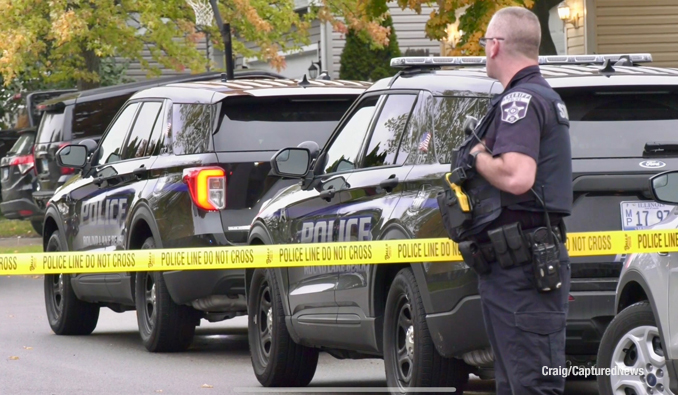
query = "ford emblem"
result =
(639, 160, 666, 169)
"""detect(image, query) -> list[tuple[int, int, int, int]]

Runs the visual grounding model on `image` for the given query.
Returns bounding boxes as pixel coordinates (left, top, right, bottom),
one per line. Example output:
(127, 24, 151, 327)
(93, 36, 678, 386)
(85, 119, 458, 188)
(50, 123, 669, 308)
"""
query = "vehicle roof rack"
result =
(390, 53, 653, 69)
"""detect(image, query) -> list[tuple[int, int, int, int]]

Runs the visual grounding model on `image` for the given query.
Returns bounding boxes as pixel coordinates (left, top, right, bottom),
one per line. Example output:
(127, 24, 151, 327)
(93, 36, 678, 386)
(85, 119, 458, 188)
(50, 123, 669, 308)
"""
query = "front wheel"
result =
(248, 268, 319, 387)
(44, 231, 99, 335)
(597, 302, 674, 395)
(384, 268, 468, 394)
(135, 237, 198, 352)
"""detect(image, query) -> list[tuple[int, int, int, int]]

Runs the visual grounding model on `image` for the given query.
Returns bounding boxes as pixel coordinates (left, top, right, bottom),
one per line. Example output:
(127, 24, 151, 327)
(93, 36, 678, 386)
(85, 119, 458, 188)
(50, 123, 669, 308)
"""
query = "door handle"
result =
(133, 164, 147, 179)
(379, 175, 399, 192)
(319, 187, 336, 202)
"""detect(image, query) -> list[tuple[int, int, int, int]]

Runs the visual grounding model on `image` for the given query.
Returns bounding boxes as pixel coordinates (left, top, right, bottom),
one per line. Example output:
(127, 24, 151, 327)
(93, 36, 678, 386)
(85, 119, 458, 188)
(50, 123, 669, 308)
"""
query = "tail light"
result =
(58, 143, 75, 175)
(9, 154, 34, 175)
(182, 167, 226, 211)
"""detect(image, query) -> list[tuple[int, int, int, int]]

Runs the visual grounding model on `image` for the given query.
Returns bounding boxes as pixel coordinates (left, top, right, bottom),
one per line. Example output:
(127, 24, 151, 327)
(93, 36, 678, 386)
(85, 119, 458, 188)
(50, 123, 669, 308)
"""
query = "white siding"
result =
(564, 0, 586, 55)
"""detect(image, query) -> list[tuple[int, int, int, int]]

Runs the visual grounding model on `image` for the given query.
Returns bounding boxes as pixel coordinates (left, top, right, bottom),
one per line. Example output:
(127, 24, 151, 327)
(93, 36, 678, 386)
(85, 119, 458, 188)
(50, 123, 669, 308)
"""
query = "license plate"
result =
(40, 159, 49, 173)
(620, 201, 676, 231)
(1, 168, 7, 180)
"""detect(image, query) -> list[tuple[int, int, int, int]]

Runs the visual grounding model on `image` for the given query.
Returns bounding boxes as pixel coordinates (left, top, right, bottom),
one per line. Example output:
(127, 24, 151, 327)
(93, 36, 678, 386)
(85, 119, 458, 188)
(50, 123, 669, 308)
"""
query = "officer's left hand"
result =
(470, 140, 487, 155)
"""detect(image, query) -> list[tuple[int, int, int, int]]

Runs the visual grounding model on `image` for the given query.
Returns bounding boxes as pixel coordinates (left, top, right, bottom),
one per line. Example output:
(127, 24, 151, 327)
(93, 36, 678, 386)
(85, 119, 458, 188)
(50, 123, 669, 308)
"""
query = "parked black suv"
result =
(0, 90, 76, 230)
(43, 76, 370, 352)
(245, 54, 678, 391)
(32, 71, 284, 215)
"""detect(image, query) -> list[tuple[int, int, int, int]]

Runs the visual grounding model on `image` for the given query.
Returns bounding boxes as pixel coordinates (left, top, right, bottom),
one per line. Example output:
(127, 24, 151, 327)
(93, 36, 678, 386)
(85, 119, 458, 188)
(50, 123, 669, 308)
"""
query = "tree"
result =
(339, 15, 401, 81)
(0, 0, 316, 89)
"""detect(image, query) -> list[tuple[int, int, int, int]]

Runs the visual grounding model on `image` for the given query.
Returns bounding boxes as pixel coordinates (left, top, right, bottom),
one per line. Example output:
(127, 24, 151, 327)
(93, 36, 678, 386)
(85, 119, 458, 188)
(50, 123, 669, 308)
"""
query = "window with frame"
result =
(171, 104, 212, 155)
(431, 96, 489, 164)
(322, 96, 380, 175)
(96, 102, 140, 165)
(361, 94, 417, 169)
(122, 102, 163, 160)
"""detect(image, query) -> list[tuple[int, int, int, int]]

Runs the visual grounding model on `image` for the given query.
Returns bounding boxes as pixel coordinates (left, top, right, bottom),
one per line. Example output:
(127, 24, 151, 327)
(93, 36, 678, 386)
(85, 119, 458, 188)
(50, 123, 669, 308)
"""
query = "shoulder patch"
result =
(500, 91, 532, 124)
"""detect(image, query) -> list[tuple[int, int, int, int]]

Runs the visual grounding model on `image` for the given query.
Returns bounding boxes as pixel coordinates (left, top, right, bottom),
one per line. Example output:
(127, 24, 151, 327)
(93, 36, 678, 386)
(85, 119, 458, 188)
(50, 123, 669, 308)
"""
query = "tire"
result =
(597, 302, 673, 395)
(135, 237, 198, 352)
(384, 268, 468, 394)
(31, 220, 43, 236)
(248, 268, 319, 387)
(43, 231, 99, 335)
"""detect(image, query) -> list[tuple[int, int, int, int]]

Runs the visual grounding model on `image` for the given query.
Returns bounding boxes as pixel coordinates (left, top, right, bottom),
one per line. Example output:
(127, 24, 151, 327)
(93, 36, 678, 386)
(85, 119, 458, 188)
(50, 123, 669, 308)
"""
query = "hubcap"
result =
(144, 275, 156, 327)
(610, 325, 674, 395)
(51, 274, 64, 318)
(394, 294, 414, 387)
(257, 281, 273, 365)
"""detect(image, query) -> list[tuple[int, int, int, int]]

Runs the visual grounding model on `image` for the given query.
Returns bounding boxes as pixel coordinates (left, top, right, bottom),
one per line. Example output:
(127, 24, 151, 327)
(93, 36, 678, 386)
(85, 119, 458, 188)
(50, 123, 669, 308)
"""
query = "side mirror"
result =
(271, 147, 311, 178)
(297, 141, 320, 160)
(650, 171, 678, 204)
(56, 145, 88, 169)
(80, 139, 98, 154)
(463, 115, 479, 136)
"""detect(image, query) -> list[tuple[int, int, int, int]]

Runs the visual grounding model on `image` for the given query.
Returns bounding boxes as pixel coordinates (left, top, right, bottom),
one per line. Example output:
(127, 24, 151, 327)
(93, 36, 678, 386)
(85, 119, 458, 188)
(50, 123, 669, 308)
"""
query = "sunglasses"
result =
(479, 37, 505, 48)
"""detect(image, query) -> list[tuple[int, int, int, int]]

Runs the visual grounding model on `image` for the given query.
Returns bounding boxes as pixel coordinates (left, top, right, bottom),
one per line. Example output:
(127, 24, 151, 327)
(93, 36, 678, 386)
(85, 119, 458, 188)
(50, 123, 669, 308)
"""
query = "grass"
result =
(0, 214, 38, 238)
(0, 245, 42, 254)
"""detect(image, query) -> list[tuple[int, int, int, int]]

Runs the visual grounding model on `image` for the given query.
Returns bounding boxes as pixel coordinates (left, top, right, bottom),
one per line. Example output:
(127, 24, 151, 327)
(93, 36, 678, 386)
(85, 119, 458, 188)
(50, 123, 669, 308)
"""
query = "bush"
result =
(339, 15, 401, 82)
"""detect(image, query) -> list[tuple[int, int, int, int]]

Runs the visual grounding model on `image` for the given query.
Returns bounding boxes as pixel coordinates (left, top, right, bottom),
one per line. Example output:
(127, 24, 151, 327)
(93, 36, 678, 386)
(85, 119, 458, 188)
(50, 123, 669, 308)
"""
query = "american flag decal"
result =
(418, 133, 431, 153)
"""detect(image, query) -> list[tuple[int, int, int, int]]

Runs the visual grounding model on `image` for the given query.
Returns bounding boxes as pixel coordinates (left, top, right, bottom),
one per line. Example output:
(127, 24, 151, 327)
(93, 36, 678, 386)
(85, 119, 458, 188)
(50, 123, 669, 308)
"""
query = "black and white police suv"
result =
(245, 53, 678, 392)
(42, 75, 370, 352)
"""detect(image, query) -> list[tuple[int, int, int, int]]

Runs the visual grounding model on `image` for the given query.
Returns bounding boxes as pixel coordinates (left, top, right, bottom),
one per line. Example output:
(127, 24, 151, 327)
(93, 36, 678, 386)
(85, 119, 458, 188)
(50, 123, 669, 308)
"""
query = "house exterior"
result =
(562, 0, 678, 67)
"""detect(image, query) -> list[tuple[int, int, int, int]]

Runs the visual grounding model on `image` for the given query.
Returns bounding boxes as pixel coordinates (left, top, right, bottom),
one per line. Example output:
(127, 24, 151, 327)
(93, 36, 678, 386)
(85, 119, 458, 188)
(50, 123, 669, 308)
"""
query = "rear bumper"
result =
(163, 269, 245, 305)
(32, 190, 55, 211)
(425, 290, 616, 361)
(0, 198, 43, 220)
(565, 291, 616, 356)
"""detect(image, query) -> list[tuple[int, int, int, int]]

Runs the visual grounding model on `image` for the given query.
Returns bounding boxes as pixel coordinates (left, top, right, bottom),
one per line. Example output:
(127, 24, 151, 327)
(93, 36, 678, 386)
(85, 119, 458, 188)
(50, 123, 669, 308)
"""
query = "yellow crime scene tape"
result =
(0, 229, 676, 276)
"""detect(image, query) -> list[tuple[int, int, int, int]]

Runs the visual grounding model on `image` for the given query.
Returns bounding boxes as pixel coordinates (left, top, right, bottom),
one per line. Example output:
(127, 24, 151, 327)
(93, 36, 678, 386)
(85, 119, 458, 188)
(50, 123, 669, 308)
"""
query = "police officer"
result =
(442, 6, 573, 395)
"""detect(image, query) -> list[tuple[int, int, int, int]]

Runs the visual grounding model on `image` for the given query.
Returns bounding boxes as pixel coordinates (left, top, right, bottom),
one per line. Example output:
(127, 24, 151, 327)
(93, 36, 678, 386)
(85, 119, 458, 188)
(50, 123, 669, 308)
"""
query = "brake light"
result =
(182, 167, 226, 211)
(9, 154, 34, 174)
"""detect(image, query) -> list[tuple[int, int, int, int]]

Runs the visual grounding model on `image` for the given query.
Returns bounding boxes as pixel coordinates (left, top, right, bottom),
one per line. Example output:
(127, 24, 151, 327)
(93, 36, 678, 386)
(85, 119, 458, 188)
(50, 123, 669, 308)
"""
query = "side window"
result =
(361, 94, 417, 169)
(122, 102, 163, 160)
(96, 103, 140, 165)
(322, 96, 380, 174)
(146, 101, 172, 156)
(171, 104, 212, 155)
(431, 96, 489, 164)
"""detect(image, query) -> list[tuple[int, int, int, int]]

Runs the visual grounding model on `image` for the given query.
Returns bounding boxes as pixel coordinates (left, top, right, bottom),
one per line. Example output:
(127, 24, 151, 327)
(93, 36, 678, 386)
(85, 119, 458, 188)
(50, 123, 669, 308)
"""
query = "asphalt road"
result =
(0, 275, 598, 395)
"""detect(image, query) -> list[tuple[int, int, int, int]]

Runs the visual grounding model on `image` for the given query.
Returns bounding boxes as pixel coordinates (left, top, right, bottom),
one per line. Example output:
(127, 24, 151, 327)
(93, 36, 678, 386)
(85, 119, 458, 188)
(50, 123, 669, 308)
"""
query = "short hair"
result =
(490, 7, 541, 59)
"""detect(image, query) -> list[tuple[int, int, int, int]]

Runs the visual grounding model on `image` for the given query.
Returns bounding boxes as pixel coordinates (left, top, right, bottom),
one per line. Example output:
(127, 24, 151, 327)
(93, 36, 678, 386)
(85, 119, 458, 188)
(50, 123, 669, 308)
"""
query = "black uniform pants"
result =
(477, 244, 571, 395)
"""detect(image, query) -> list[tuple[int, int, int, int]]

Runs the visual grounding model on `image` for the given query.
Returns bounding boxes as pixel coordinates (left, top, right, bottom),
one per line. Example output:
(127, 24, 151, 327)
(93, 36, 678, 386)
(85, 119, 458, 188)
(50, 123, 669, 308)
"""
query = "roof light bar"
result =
(390, 53, 653, 69)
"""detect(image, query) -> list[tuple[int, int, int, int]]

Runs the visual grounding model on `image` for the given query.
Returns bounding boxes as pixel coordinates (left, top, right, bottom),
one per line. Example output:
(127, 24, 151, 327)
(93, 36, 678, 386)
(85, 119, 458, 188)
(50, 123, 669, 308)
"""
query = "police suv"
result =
(597, 170, 678, 395)
(246, 54, 678, 391)
(42, 75, 369, 352)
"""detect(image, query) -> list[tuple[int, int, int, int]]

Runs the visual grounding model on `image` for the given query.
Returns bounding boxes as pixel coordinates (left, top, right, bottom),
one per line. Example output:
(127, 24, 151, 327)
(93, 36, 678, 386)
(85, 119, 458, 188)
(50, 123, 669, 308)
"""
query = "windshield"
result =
(213, 95, 357, 152)
(7, 133, 34, 155)
(559, 87, 678, 159)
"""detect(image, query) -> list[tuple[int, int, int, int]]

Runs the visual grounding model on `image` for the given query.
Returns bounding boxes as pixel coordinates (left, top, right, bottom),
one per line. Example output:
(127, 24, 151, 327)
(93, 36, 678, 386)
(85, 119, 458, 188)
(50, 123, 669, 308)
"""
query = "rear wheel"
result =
(31, 220, 43, 236)
(248, 268, 319, 386)
(135, 237, 198, 352)
(384, 268, 468, 394)
(44, 231, 99, 335)
(597, 302, 673, 395)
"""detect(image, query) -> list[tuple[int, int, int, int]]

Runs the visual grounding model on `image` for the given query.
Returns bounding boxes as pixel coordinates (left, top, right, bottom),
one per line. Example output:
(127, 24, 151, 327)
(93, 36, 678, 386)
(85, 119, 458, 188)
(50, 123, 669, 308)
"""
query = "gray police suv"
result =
(42, 75, 369, 352)
(246, 53, 678, 391)
(597, 170, 678, 395)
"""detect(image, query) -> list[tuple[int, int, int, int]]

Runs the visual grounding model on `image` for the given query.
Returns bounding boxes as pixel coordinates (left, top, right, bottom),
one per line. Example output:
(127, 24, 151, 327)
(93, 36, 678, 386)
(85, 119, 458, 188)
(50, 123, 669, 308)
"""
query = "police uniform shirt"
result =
(482, 65, 571, 232)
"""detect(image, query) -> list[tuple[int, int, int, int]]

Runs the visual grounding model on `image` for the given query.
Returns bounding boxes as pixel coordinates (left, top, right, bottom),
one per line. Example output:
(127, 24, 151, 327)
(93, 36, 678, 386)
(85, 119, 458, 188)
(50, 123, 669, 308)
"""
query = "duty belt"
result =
(475, 225, 564, 265)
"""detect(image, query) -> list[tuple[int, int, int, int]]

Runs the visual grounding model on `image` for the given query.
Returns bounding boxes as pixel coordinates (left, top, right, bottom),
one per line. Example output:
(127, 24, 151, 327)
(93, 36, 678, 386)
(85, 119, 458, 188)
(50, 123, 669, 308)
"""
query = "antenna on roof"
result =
(221, 73, 228, 82)
(299, 74, 311, 88)
(598, 59, 616, 78)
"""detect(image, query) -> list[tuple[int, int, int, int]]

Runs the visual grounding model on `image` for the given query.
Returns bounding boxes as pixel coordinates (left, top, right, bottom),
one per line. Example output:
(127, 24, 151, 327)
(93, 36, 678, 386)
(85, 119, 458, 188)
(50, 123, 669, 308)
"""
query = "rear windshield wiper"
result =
(644, 141, 678, 155)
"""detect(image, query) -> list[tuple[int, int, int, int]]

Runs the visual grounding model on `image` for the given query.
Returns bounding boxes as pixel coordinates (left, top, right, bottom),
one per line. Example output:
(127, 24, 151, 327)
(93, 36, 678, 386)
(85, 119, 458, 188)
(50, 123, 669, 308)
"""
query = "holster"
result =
(437, 167, 473, 241)
(458, 241, 491, 275)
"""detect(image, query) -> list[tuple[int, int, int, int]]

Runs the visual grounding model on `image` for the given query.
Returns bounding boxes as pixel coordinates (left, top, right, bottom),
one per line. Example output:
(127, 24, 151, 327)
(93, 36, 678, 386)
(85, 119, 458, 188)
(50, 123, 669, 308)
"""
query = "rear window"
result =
(559, 87, 678, 159)
(37, 108, 71, 144)
(72, 95, 131, 139)
(7, 133, 34, 155)
(213, 95, 357, 152)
